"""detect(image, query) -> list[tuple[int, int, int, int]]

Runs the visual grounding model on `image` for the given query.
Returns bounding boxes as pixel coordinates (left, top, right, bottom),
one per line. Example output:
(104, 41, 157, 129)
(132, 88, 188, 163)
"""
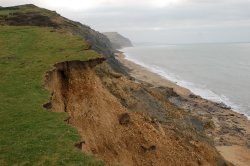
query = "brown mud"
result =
(116, 53, 250, 166)
(44, 58, 230, 166)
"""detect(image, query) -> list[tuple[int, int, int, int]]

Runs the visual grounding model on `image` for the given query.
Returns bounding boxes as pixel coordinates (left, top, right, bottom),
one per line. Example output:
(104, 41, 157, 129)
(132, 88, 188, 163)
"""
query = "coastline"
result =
(116, 53, 192, 97)
(121, 51, 249, 119)
(115, 52, 250, 166)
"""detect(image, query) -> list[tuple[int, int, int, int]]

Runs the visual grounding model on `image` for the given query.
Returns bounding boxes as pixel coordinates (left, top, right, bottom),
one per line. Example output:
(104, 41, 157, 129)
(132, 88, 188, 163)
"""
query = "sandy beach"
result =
(116, 52, 250, 166)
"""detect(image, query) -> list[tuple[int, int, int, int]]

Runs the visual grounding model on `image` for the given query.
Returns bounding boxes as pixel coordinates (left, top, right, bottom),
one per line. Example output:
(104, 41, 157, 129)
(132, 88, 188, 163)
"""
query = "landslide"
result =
(1, 4, 231, 166)
(44, 59, 229, 166)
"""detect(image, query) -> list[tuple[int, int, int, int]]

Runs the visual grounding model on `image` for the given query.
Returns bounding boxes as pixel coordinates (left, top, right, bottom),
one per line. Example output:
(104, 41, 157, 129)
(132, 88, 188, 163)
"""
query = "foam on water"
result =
(123, 52, 249, 119)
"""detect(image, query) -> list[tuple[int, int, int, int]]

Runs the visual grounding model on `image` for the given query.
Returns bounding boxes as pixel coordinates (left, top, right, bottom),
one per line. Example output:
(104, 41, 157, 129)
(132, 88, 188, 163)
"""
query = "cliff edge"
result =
(0, 4, 232, 166)
(0, 4, 128, 74)
(44, 59, 228, 166)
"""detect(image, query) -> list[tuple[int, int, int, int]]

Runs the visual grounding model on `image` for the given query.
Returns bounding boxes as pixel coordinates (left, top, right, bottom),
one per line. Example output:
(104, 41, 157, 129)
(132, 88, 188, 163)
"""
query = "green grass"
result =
(0, 26, 103, 166)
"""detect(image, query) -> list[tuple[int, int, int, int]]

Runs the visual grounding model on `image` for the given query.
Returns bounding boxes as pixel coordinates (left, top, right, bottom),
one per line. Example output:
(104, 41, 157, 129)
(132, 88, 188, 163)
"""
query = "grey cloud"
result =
(1, 0, 250, 43)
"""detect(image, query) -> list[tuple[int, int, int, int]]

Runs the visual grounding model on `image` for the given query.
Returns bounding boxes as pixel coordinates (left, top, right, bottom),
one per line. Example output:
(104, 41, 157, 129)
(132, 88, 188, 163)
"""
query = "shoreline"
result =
(117, 53, 192, 97)
(115, 52, 250, 166)
(121, 52, 249, 120)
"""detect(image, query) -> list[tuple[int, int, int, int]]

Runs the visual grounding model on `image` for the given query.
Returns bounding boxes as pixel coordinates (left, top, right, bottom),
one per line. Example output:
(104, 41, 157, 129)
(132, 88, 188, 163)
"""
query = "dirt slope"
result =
(44, 58, 228, 166)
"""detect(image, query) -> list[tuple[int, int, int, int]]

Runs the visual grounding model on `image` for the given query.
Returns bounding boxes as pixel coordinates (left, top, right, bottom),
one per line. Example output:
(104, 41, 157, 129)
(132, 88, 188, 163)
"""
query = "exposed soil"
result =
(2, 4, 239, 165)
(44, 58, 230, 166)
(116, 53, 250, 166)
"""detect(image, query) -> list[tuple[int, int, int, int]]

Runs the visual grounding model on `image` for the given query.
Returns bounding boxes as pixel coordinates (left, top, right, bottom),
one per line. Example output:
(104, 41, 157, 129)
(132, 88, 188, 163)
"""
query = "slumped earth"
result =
(1, 4, 249, 166)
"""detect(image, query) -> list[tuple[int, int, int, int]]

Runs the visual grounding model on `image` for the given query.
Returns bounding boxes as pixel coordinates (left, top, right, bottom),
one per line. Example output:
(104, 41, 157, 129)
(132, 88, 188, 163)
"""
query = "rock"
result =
(189, 94, 199, 99)
(233, 127, 245, 135)
(204, 120, 215, 129)
(43, 102, 52, 110)
(190, 117, 204, 132)
(141, 145, 156, 152)
(119, 113, 130, 125)
(208, 107, 215, 112)
(215, 102, 231, 109)
(204, 105, 209, 108)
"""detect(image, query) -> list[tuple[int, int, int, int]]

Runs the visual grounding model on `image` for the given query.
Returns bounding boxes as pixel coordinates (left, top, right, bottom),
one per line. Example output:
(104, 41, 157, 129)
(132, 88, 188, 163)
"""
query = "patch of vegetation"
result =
(0, 4, 57, 17)
(0, 26, 103, 165)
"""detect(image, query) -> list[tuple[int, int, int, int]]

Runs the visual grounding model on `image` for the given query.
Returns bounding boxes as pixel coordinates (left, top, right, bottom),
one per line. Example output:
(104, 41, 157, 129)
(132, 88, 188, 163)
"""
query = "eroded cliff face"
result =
(44, 58, 229, 166)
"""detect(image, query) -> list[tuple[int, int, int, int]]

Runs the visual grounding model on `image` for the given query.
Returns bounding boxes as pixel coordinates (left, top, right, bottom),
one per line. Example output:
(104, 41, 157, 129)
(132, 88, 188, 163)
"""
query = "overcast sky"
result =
(1, 0, 250, 44)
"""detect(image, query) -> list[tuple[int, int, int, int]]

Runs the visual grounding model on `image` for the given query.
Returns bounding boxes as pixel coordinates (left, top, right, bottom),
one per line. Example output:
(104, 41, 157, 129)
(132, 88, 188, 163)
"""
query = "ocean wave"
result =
(123, 53, 250, 119)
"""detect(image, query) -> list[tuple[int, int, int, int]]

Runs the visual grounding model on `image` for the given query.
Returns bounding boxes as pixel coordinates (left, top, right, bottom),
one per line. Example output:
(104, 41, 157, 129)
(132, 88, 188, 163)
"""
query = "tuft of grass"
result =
(0, 26, 103, 166)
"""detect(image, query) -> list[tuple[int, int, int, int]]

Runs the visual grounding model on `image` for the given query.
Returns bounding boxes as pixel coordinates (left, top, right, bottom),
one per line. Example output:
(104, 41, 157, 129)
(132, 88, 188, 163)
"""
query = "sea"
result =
(121, 43, 250, 119)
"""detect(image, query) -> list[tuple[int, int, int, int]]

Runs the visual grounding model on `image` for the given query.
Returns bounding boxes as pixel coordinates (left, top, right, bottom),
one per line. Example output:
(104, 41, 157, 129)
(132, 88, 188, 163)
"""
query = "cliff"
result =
(44, 59, 227, 166)
(0, 4, 127, 74)
(0, 4, 111, 55)
(103, 32, 133, 49)
(0, 4, 231, 166)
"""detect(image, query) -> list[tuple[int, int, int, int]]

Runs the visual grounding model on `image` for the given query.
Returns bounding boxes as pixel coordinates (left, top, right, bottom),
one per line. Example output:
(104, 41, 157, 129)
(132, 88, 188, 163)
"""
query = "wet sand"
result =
(116, 52, 250, 166)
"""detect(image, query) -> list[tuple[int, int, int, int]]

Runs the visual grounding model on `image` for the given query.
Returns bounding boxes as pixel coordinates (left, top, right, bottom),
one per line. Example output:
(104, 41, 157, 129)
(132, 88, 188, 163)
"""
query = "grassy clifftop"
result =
(0, 26, 103, 165)
(0, 4, 111, 53)
(0, 4, 128, 74)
